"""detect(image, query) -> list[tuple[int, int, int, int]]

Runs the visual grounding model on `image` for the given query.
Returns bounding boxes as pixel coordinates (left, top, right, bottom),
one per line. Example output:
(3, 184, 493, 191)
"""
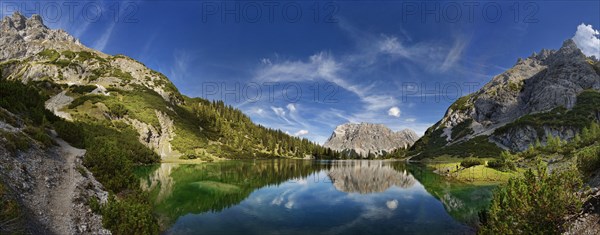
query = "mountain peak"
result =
(26, 14, 45, 28)
(325, 122, 418, 158)
(0, 12, 79, 61)
(8, 11, 27, 30)
(561, 38, 578, 50)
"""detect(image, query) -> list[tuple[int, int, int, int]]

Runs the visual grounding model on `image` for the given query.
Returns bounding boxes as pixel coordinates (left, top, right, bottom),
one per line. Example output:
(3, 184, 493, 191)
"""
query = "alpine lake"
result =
(135, 160, 497, 235)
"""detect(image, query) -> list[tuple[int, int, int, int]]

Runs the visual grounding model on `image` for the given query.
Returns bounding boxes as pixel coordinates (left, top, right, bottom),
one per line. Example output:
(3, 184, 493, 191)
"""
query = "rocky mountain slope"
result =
(410, 39, 600, 159)
(324, 122, 418, 157)
(0, 12, 331, 161)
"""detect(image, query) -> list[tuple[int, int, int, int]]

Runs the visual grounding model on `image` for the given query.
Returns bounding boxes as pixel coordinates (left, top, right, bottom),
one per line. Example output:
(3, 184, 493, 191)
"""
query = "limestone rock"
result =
(324, 123, 418, 158)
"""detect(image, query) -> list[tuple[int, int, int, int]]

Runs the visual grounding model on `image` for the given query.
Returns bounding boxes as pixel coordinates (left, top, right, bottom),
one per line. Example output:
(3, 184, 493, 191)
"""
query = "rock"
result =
(323, 122, 418, 158)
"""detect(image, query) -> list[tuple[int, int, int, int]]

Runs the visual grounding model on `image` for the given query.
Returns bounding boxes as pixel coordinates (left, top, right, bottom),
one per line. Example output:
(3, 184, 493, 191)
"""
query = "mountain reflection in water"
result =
(328, 161, 416, 194)
(136, 160, 489, 235)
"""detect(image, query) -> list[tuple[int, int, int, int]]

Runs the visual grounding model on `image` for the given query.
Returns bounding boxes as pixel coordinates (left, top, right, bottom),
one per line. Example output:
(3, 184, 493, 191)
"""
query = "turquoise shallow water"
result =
(136, 160, 492, 235)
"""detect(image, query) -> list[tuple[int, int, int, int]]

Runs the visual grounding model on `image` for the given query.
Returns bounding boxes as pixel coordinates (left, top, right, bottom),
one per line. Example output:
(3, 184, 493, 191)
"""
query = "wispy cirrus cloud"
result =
(92, 21, 116, 52)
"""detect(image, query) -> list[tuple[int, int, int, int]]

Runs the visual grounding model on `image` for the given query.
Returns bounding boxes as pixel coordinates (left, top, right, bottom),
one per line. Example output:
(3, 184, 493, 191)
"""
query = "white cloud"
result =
(271, 106, 286, 117)
(388, 107, 401, 117)
(287, 103, 296, 112)
(573, 23, 600, 59)
(293, 129, 309, 136)
(404, 118, 416, 122)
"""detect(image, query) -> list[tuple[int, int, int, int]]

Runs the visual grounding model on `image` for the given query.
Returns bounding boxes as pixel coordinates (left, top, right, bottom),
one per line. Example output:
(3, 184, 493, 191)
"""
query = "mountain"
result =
(0, 12, 334, 161)
(323, 122, 418, 158)
(410, 39, 600, 159)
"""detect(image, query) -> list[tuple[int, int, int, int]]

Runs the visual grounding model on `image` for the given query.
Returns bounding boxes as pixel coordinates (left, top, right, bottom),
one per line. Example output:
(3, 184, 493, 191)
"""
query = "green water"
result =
(136, 160, 494, 235)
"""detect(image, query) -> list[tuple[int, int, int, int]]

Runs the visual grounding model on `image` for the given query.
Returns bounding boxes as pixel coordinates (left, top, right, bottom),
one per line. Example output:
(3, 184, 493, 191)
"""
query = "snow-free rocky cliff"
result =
(324, 122, 418, 157)
(416, 39, 600, 154)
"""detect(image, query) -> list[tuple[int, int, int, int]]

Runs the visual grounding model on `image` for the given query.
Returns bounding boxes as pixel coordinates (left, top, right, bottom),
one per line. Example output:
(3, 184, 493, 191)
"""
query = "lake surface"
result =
(136, 160, 494, 235)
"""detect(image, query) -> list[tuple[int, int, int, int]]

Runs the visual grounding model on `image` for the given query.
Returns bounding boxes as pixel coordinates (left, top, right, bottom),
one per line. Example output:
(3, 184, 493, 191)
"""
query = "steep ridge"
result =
(410, 39, 600, 159)
(324, 122, 418, 158)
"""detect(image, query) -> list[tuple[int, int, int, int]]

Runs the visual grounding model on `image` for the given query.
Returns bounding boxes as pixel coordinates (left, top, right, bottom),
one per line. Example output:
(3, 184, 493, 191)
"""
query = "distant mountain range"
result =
(324, 122, 418, 158)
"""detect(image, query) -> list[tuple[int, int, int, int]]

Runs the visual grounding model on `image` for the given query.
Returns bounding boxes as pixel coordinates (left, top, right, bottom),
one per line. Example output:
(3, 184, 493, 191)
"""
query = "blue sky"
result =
(2, 1, 599, 143)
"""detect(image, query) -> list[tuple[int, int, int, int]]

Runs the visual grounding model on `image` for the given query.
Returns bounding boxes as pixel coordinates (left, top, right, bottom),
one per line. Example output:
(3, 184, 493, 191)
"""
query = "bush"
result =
(0, 80, 48, 125)
(53, 120, 85, 148)
(23, 126, 54, 147)
(487, 151, 516, 172)
(480, 164, 583, 234)
(70, 85, 97, 94)
(100, 194, 159, 235)
(107, 103, 128, 118)
(460, 158, 483, 168)
(68, 95, 106, 109)
(576, 145, 600, 175)
(83, 139, 137, 192)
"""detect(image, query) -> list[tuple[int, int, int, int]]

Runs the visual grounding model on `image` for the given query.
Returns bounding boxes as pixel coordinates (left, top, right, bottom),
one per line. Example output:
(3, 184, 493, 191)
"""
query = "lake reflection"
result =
(328, 161, 416, 193)
(137, 160, 485, 235)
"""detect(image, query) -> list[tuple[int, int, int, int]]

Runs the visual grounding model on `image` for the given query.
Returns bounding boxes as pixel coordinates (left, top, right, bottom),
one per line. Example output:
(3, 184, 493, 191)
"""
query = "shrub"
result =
(53, 120, 85, 148)
(107, 103, 129, 118)
(70, 85, 97, 94)
(480, 164, 583, 234)
(576, 145, 600, 175)
(68, 95, 105, 109)
(23, 126, 54, 147)
(460, 158, 483, 168)
(84, 139, 137, 192)
(0, 80, 48, 125)
(100, 194, 159, 235)
(487, 151, 516, 172)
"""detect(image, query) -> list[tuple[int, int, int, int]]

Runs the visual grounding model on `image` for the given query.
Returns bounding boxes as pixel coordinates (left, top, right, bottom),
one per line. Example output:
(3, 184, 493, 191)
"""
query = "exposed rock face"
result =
(324, 123, 418, 157)
(0, 12, 80, 61)
(126, 110, 179, 159)
(45, 91, 74, 121)
(422, 39, 600, 152)
(0, 12, 182, 105)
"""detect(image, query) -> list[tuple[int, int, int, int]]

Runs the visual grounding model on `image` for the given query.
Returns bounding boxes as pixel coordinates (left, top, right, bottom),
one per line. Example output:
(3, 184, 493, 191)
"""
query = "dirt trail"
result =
(16, 134, 110, 235)
(45, 138, 86, 234)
